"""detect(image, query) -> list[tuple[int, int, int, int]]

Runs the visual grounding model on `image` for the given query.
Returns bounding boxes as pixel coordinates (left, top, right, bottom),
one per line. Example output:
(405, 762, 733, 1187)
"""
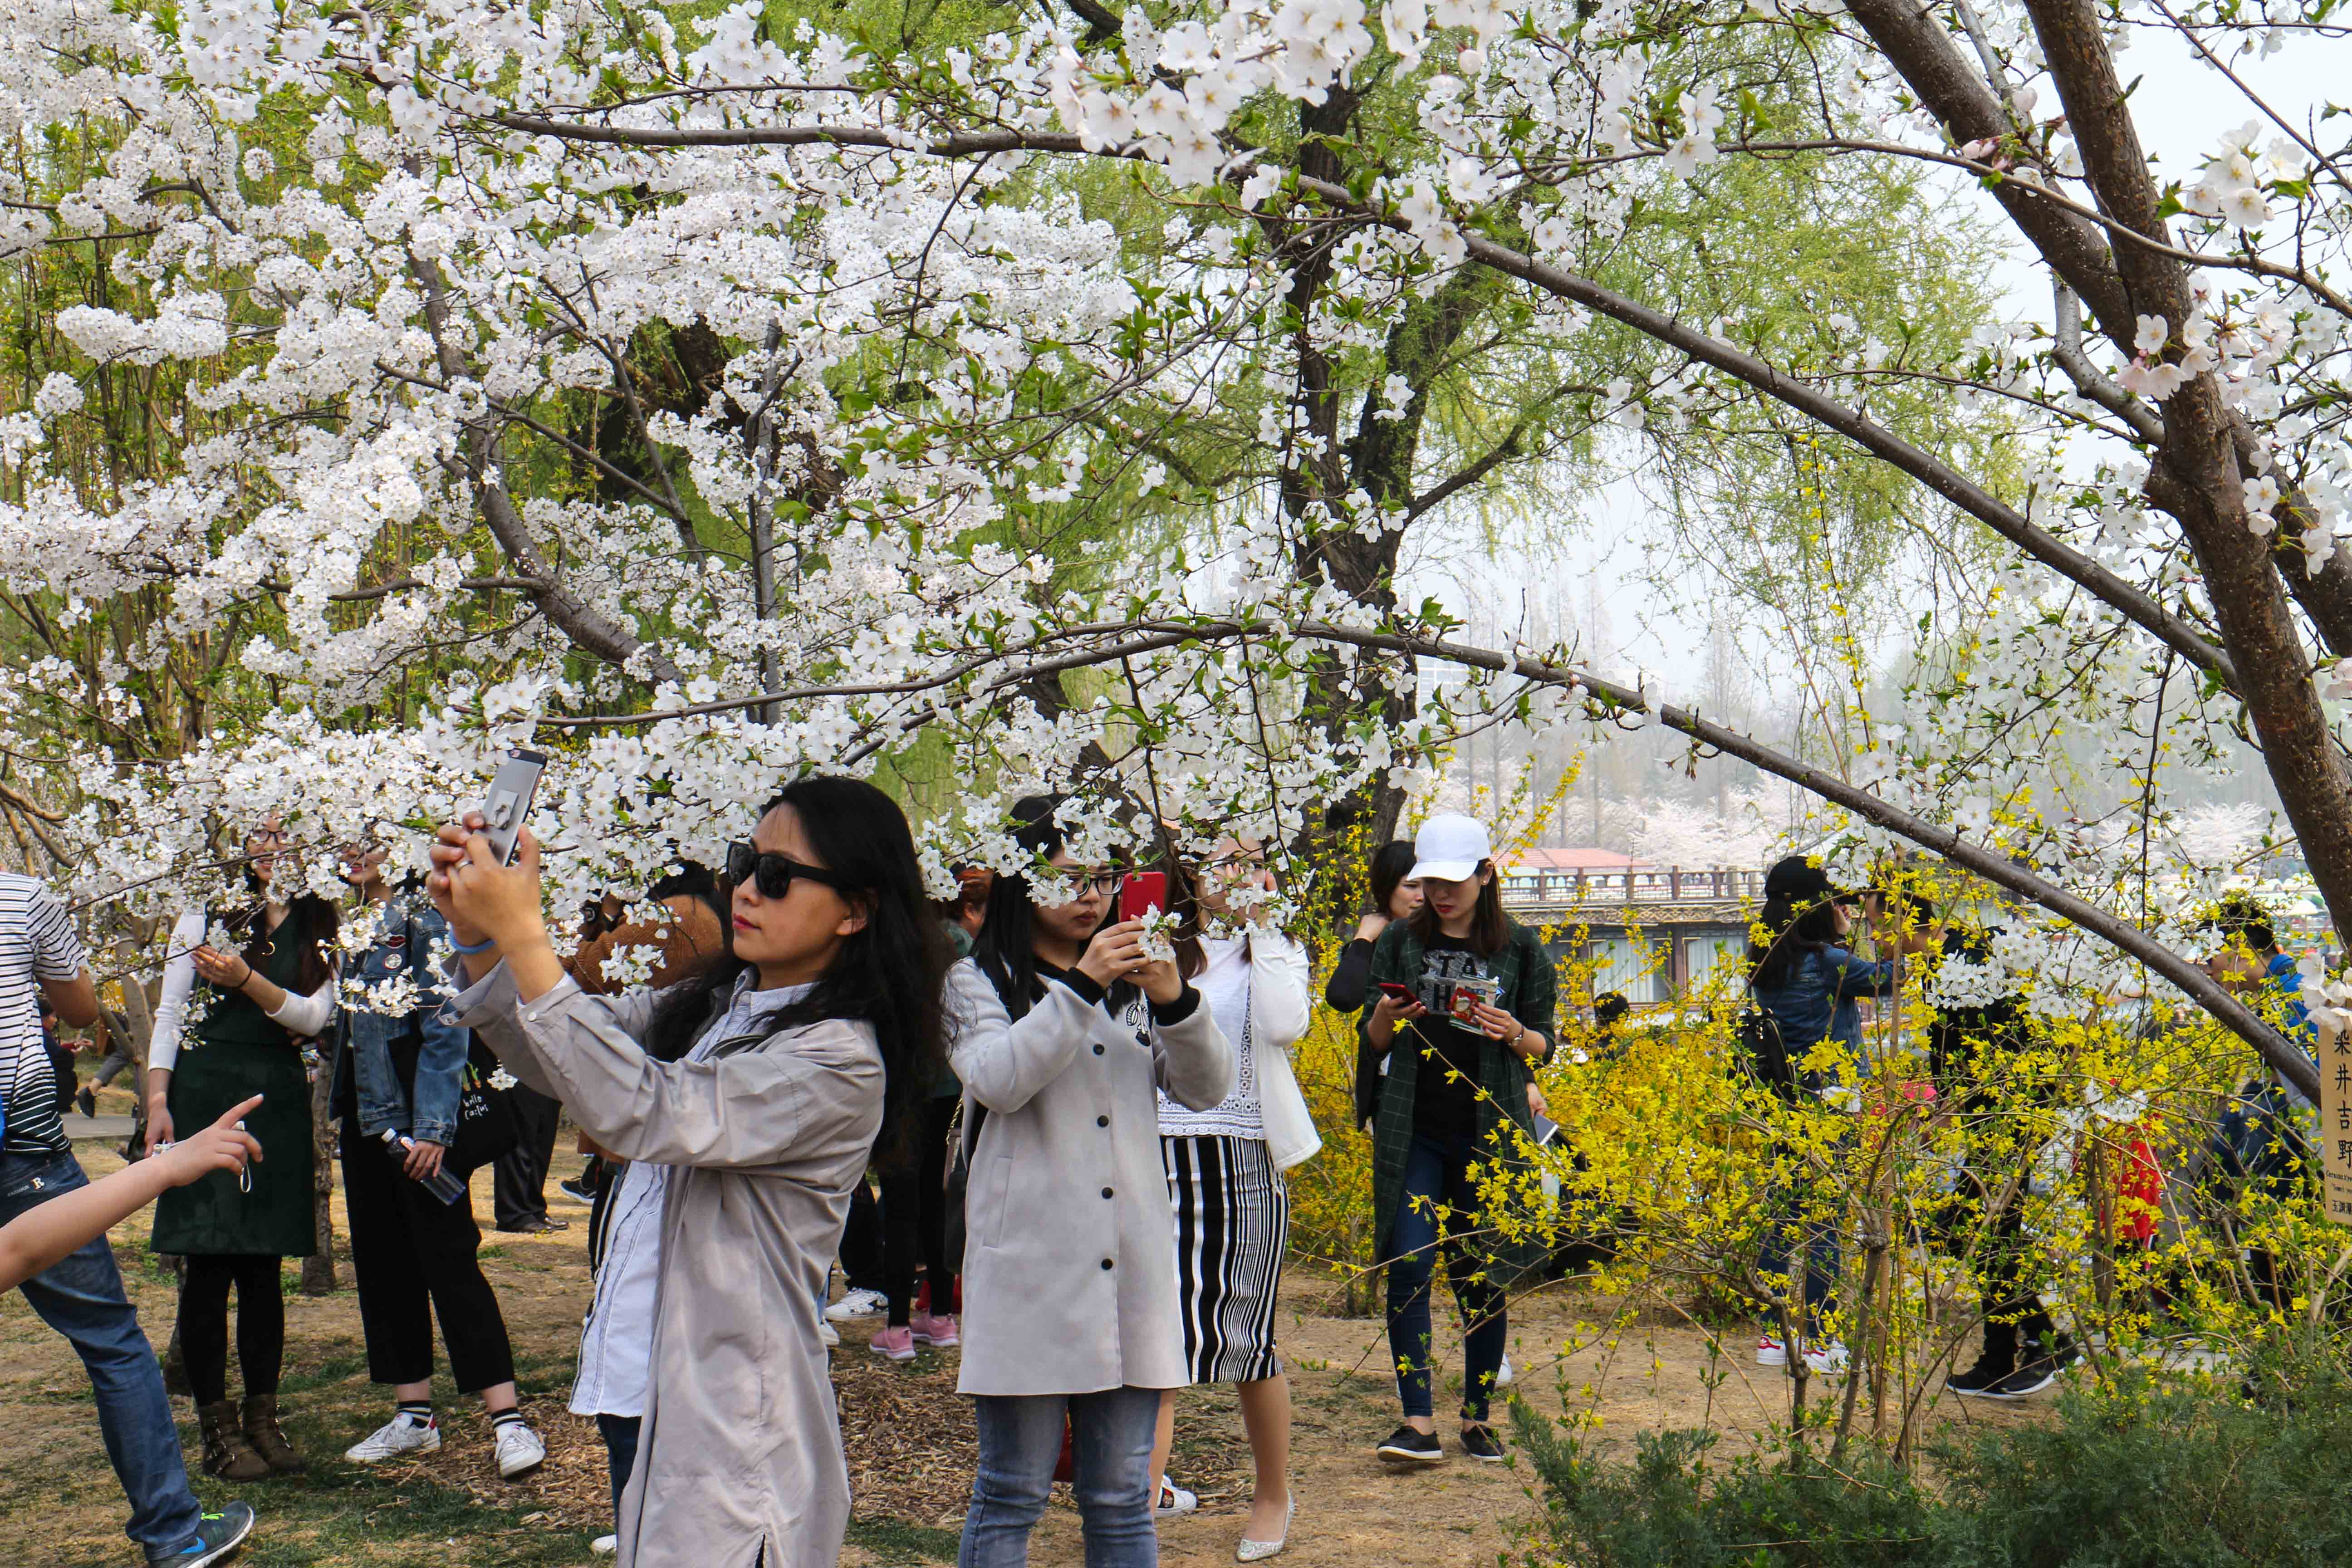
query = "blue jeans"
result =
(1756, 1176, 1840, 1336)
(960, 1385, 1159, 1568)
(0, 1150, 202, 1555)
(597, 1412, 641, 1524)
(1386, 1133, 1507, 1423)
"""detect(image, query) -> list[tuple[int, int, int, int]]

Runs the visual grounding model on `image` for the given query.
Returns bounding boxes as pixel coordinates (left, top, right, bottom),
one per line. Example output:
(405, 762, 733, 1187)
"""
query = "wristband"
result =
(449, 932, 498, 955)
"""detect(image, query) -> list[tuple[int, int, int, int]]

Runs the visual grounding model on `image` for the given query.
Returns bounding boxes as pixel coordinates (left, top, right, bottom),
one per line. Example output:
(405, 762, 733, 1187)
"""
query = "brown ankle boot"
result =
(198, 1399, 270, 1481)
(242, 1393, 307, 1474)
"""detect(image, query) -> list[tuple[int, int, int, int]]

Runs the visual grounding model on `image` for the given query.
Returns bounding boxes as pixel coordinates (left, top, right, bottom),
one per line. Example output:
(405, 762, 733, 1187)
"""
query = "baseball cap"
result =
(1407, 814, 1492, 883)
(1763, 855, 1852, 906)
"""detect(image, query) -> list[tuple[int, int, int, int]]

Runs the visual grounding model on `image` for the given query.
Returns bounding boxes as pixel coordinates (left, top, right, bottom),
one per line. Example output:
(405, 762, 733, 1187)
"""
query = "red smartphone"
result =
(1377, 981, 1417, 1005)
(1118, 872, 1168, 922)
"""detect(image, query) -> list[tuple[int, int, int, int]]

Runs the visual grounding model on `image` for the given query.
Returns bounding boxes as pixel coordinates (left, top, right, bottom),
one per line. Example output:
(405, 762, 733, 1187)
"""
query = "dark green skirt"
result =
(151, 1035, 316, 1258)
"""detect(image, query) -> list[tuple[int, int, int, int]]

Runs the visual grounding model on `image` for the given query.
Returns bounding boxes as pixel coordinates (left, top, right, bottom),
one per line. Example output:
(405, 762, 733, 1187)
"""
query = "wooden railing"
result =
(1499, 866, 1763, 905)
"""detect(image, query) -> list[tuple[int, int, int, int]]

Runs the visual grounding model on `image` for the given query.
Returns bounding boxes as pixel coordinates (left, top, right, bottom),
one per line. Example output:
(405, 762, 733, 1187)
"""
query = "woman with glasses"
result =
(428, 777, 950, 1568)
(145, 817, 339, 1481)
(951, 795, 1232, 1568)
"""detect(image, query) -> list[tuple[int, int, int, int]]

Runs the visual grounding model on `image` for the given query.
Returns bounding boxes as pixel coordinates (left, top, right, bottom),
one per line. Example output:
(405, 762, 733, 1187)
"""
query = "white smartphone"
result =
(479, 750, 547, 867)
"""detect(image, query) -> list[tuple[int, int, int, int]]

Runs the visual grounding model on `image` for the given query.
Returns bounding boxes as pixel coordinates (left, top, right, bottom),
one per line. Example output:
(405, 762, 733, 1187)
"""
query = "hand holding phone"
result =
(1117, 872, 1168, 923)
(1372, 981, 1426, 1025)
(479, 750, 548, 867)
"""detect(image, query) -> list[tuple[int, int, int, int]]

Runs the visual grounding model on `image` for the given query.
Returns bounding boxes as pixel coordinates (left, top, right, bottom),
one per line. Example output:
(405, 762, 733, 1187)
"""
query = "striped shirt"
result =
(1, 872, 87, 1156)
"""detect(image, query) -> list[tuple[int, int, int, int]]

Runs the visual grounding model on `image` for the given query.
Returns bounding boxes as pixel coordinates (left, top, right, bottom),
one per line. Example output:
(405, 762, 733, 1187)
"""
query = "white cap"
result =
(1406, 814, 1492, 883)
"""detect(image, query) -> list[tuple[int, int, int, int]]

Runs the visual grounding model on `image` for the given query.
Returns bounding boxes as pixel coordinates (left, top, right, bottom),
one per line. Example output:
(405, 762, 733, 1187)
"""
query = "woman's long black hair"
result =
(970, 794, 1078, 1022)
(1367, 839, 1416, 918)
(642, 776, 951, 1161)
(1746, 890, 1842, 990)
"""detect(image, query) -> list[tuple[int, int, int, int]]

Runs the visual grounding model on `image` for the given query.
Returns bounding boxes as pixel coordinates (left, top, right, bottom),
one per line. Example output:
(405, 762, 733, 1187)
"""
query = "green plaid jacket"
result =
(1360, 918, 1558, 1285)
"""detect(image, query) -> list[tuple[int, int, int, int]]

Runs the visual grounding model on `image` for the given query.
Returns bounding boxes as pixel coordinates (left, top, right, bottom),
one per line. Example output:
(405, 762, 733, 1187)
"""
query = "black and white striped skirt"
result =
(1163, 1134, 1289, 1384)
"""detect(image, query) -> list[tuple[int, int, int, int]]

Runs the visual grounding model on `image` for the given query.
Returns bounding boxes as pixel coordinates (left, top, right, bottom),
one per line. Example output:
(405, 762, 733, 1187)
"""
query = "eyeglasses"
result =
(726, 842, 853, 900)
(1052, 871, 1117, 897)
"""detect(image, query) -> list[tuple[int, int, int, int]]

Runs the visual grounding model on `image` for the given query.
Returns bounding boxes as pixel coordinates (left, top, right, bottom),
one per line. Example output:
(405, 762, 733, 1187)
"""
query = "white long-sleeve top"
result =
(147, 908, 338, 1073)
(1155, 933, 1313, 1142)
(567, 975, 813, 1421)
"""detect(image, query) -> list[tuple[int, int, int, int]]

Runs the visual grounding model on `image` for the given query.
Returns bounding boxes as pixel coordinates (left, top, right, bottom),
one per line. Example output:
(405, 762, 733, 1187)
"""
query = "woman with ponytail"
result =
(428, 776, 949, 1568)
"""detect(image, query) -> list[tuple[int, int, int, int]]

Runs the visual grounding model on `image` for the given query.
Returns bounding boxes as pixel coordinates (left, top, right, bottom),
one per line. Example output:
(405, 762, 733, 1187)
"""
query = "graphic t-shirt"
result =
(1409, 935, 1493, 1143)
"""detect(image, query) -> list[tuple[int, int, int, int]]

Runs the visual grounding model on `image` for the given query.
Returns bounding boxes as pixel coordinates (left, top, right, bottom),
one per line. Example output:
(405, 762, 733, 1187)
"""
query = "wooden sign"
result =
(2323, 1023, 2352, 1226)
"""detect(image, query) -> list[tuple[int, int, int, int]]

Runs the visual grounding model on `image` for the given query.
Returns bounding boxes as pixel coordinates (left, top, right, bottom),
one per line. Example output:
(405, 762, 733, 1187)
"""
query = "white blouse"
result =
(1155, 934, 1312, 1142)
(568, 973, 813, 1420)
(148, 908, 338, 1074)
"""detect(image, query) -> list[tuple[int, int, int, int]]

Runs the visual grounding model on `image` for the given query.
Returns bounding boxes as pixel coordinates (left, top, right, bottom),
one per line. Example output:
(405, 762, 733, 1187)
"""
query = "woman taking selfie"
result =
(1320, 839, 1420, 1132)
(951, 796, 1232, 1568)
(430, 775, 949, 1568)
(1146, 838, 1316, 1561)
(146, 818, 339, 1480)
(1359, 814, 1554, 1466)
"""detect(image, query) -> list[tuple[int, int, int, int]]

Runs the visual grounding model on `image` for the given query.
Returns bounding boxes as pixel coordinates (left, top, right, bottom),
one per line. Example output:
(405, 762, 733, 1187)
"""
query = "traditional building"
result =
(1497, 848, 1760, 1005)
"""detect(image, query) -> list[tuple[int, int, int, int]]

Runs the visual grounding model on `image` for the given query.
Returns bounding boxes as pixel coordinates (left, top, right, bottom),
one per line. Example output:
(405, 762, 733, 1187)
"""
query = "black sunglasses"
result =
(726, 841, 852, 900)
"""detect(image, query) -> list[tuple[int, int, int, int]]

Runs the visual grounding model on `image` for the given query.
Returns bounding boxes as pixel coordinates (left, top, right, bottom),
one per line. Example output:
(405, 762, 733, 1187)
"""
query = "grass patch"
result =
(845, 1514, 961, 1563)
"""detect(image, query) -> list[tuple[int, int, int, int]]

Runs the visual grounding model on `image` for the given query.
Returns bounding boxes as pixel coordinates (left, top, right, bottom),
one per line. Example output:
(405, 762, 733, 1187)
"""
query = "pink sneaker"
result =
(912, 1312, 959, 1348)
(870, 1324, 917, 1362)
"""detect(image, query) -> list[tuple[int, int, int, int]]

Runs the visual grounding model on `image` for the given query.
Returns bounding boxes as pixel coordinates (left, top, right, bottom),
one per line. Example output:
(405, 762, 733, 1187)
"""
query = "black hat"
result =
(1764, 855, 1850, 906)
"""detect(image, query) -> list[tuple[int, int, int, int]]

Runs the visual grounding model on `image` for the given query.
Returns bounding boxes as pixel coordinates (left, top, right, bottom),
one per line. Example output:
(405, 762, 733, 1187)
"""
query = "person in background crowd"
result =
(2200, 893, 2318, 1316)
(146, 820, 339, 1481)
(493, 1070, 566, 1234)
(1321, 840, 1420, 1134)
(1742, 855, 1932, 1378)
(1930, 888, 2073, 1400)
(950, 795, 1233, 1568)
(332, 844, 544, 1481)
(559, 867, 730, 1216)
(1360, 814, 1554, 1466)
(433, 776, 951, 1568)
(77, 1006, 141, 1118)
(870, 881, 972, 1359)
(1147, 837, 1315, 1560)
(2, 866, 255, 1568)
(43, 998, 77, 1118)
(1588, 992, 1631, 1058)
(554, 862, 749, 1554)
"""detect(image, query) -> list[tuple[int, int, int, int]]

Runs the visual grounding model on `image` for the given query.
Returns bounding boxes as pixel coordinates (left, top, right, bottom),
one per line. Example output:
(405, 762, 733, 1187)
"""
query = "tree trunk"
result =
(301, 1061, 336, 1296)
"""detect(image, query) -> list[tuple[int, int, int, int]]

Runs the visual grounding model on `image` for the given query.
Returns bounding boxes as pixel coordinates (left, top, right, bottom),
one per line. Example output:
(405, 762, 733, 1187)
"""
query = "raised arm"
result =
(1323, 936, 1377, 1013)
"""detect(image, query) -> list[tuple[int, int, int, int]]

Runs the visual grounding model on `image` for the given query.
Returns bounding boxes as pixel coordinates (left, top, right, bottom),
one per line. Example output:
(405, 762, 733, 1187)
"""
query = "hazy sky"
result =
(1407, 21, 2349, 694)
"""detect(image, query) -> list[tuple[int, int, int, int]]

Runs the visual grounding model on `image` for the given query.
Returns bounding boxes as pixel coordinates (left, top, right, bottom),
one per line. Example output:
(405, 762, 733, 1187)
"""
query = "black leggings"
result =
(179, 1254, 284, 1406)
(882, 1097, 961, 1326)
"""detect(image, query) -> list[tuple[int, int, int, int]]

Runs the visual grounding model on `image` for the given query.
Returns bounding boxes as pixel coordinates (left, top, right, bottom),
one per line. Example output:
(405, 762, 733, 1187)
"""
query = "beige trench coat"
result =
(947, 959, 1232, 1396)
(452, 963, 880, 1568)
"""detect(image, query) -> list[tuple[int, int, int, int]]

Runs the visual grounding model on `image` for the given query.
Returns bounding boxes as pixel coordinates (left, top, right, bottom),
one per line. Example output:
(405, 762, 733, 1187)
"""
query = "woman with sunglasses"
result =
(951, 796, 1232, 1568)
(429, 777, 949, 1568)
(145, 817, 339, 1481)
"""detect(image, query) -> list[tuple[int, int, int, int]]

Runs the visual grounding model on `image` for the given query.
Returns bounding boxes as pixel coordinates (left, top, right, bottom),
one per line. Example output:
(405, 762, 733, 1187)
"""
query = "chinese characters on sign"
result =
(2324, 1029, 2352, 1226)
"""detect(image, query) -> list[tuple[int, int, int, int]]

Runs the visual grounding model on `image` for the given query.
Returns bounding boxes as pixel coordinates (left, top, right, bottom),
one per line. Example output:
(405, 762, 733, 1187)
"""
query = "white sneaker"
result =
(344, 1411, 441, 1463)
(819, 1318, 841, 1347)
(1496, 1354, 1515, 1387)
(592, 1536, 617, 1556)
(1801, 1340, 1850, 1377)
(825, 1286, 888, 1322)
(495, 1419, 547, 1479)
(1156, 1476, 1198, 1514)
(1755, 1333, 1787, 1367)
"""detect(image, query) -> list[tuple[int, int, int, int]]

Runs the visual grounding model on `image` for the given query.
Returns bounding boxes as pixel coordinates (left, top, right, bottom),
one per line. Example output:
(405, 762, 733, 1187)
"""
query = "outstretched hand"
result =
(153, 1095, 265, 1187)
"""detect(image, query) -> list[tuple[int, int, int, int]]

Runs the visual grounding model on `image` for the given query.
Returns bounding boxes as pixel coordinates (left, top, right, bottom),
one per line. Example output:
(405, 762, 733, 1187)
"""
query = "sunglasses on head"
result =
(726, 841, 852, 900)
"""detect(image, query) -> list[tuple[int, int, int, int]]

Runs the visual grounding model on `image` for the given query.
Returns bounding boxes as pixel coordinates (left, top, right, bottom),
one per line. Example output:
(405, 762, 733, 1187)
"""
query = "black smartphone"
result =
(479, 750, 548, 867)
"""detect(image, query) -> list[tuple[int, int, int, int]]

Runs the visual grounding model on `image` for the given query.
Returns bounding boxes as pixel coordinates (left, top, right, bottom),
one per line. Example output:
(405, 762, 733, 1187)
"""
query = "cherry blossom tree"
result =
(0, 0, 2346, 1093)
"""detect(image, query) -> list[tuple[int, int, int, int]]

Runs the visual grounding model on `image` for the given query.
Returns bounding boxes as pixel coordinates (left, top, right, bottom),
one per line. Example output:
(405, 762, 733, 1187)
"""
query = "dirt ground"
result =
(0, 1134, 2050, 1568)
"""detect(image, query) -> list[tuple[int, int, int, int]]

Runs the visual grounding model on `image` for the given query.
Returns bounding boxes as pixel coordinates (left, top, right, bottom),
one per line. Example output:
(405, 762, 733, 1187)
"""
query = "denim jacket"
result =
(1752, 944, 1898, 1077)
(332, 895, 467, 1147)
